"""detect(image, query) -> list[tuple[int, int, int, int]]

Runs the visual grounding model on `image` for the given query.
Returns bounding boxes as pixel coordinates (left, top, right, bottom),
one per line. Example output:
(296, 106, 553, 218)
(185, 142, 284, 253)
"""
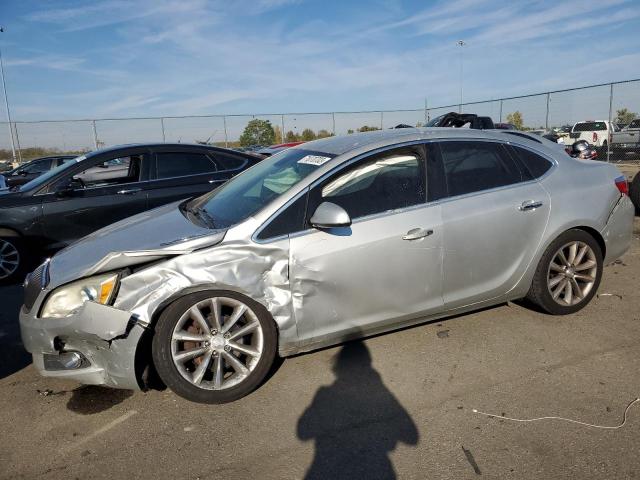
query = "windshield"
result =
(19, 154, 85, 191)
(185, 148, 335, 229)
(573, 122, 608, 132)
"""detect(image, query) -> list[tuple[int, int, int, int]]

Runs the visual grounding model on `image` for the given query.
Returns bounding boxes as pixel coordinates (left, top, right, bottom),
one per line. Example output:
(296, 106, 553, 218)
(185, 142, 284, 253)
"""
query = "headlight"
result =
(40, 273, 119, 318)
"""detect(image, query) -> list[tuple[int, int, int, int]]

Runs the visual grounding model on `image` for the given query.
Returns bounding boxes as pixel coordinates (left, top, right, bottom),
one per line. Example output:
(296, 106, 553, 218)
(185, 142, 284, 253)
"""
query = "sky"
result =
(0, 0, 639, 148)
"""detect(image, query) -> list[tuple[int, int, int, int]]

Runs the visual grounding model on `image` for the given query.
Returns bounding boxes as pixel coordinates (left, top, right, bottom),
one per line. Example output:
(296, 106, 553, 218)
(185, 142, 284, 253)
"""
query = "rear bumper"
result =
(19, 300, 145, 390)
(601, 195, 635, 264)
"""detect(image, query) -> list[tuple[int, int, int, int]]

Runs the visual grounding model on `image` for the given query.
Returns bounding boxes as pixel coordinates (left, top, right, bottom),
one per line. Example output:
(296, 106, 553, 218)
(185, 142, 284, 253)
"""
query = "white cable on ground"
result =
(472, 398, 640, 430)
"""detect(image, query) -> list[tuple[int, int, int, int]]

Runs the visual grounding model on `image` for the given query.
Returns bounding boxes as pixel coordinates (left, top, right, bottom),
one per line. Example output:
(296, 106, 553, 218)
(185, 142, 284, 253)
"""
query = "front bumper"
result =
(19, 300, 146, 390)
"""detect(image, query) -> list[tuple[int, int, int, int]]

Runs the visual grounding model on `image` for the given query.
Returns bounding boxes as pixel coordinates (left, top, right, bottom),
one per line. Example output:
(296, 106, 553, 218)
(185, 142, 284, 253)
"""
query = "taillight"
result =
(615, 175, 628, 195)
(593, 132, 598, 143)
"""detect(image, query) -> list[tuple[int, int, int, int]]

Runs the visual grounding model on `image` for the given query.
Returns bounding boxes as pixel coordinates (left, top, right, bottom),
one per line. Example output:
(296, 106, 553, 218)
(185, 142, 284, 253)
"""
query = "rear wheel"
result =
(527, 230, 603, 315)
(597, 141, 609, 160)
(152, 290, 277, 404)
(0, 238, 23, 284)
(629, 172, 640, 215)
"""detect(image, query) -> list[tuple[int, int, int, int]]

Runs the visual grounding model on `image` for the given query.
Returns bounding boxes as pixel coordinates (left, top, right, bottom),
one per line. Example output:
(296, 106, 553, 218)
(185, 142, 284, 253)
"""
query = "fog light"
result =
(43, 352, 88, 371)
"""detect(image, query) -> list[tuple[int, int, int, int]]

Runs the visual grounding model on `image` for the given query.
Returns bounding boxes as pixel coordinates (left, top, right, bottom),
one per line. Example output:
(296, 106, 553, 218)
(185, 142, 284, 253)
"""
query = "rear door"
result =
(40, 148, 150, 246)
(145, 148, 251, 209)
(437, 140, 551, 308)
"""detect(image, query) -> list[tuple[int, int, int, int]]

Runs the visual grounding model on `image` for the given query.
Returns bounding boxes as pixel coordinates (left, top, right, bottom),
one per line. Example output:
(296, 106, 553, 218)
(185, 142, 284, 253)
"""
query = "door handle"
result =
(519, 200, 543, 211)
(117, 188, 142, 195)
(402, 228, 434, 241)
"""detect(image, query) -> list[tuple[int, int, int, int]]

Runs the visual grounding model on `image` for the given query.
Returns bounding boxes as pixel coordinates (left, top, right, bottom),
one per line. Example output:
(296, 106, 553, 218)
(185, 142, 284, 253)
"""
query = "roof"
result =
(83, 142, 247, 158)
(291, 127, 556, 157)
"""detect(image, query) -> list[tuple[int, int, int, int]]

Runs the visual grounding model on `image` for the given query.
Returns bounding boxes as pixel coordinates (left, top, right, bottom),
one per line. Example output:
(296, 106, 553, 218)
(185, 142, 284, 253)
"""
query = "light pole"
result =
(457, 40, 466, 113)
(0, 27, 16, 164)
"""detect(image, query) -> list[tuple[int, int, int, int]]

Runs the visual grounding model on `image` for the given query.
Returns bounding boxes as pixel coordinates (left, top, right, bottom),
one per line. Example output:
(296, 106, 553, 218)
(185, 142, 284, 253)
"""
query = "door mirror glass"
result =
(310, 201, 351, 229)
(55, 178, 83, 196)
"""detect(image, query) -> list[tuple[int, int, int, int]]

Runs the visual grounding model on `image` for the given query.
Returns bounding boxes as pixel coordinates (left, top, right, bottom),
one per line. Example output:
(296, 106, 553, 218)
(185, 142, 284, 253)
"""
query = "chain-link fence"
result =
(1, 79, 639, 164)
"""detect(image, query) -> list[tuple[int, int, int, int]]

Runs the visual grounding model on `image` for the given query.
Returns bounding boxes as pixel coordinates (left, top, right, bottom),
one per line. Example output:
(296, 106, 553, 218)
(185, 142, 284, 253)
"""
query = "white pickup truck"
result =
(611, 118, 640, 153)
(566, 120, 618, 153)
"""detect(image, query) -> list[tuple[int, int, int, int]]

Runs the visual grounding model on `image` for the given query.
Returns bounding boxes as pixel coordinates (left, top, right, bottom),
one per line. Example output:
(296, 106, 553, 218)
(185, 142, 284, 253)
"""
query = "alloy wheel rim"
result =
(170, 297, 264, 390)
(0, 239, 19, 279)
(547, 241, 597, 306)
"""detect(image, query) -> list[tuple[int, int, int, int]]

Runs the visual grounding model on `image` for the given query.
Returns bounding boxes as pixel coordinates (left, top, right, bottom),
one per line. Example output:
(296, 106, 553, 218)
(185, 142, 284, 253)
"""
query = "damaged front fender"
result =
(113, 236, 299, 354)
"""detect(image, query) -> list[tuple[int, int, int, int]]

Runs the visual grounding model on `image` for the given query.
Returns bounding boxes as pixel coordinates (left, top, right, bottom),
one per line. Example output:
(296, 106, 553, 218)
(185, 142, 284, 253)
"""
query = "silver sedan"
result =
(20, 128, 634, 403)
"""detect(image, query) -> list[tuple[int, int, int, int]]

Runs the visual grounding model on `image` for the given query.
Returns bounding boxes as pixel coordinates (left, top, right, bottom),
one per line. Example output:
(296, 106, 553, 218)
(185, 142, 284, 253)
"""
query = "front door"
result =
(41, 151, 149, 247)
(288, 145, 444, 345)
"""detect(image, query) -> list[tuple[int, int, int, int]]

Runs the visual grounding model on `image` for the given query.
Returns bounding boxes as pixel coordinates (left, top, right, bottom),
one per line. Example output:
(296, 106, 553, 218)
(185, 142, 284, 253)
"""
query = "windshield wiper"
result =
(188, 205, 216, 229)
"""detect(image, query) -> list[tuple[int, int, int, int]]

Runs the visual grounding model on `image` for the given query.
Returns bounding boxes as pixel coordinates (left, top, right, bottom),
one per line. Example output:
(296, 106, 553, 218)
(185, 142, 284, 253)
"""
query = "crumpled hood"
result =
(48, 201, 226, 288)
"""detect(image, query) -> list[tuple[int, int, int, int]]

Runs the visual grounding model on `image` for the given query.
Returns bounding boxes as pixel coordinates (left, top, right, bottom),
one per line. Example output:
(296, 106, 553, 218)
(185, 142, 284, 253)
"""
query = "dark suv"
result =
(0, 143, 260, 282)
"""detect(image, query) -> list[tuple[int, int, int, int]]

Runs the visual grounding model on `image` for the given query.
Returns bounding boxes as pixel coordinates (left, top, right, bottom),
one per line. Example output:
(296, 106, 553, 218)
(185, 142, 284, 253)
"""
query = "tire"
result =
(0, 237, 24, 285)
(597, 141, 608, 160)
(152, 290, 277, 404)
(630, 172, 640, 216)
(526, 229, 603, 315)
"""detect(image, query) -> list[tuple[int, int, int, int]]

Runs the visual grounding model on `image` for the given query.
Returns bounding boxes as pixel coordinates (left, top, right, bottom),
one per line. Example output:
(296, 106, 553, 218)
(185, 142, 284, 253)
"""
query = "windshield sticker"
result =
(297, 155, 332, 166)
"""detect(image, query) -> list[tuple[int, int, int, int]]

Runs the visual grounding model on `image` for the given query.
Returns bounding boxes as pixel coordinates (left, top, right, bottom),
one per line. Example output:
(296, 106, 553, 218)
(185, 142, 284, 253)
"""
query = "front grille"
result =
(23, 262, 49, 312)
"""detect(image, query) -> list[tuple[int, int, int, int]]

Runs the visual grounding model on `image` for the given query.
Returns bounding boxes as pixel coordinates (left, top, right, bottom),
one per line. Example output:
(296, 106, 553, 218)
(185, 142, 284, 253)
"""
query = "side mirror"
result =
(54, 178, 82, 197)
(309, 202, 351, 229)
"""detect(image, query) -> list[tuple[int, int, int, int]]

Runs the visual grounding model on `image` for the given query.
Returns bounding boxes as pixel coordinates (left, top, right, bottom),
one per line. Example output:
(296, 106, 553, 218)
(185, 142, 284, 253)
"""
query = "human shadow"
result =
(297, 341, 419, 480)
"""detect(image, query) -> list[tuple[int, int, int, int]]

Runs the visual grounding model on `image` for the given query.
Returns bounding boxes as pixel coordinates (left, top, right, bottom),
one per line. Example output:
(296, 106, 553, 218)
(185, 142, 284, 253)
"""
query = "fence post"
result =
(13, 123, 22, 163)
(332, 112, 336, 135)
(499, 100, 503, 123)
(380, 111, 383, 129)
(160, 117, 166, 142)
(545, 93, 550, 129)
(424, 98, 428, 125)
(607, 83, 613, 163)
(92, 120, 98, 150)
(223, 116, 228, 148)
(281, 114, 285, 143)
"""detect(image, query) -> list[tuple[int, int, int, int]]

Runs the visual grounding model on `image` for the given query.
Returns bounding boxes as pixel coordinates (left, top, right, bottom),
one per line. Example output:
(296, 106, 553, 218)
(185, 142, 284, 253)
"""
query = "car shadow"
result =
(297, 340, 419, 480)
(0, 283, 31, 379)
(67, 385, 134, 415)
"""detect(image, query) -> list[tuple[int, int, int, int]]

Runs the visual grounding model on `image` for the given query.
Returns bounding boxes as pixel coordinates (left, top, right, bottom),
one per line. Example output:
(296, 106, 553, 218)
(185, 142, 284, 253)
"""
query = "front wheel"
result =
(526, 230, 603, 315)
(152, 290, 277, 404)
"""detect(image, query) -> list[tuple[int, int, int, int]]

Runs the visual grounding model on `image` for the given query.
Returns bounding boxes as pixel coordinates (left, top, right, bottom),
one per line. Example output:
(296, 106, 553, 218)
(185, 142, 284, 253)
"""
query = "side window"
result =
(439, 141, 521, 197)
(256, 193, 307, 240)
(22, 160, 51, 174)
(309, 147, 426, 221)
(425, 143, 447, 202)
(73, 155, 142, 188)
(214, 152, 248, 171)
(630, 119, 640, 129)
(510, 146, 553, 179)
(156, 152, 217, 179)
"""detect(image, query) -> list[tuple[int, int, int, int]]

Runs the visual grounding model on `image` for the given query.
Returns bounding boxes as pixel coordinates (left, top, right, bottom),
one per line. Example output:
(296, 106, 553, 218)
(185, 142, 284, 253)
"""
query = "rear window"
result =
(510, 146, 553, 179)
(573, 122, 608, 132)
(214, 152, 249, 171)
(156, 152, 217, 179)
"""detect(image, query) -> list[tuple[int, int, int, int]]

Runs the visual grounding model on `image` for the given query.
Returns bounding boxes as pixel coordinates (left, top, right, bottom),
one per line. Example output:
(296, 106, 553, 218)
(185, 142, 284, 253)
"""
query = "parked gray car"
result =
(20, 128, 634, 403)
